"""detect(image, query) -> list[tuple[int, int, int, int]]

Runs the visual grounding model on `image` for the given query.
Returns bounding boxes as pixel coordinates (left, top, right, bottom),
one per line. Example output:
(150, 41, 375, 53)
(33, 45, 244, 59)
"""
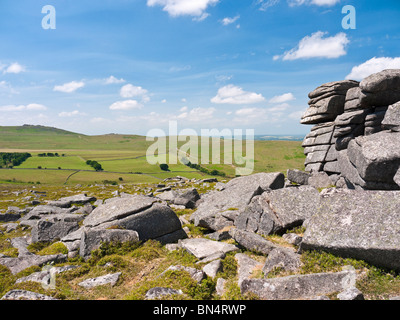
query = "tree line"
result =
(0, 152, 32, 168)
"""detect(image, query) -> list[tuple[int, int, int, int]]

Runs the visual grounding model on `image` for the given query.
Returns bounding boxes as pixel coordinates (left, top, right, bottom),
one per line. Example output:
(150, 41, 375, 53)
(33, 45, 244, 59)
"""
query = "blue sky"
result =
(0, 0, 399, 136)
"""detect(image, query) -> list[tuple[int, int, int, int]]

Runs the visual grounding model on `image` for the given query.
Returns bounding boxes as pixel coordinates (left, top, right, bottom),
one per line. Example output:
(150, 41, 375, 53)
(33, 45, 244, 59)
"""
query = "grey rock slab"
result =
(80, 228, 139, 259)
(1, 290, 57, 300)
(145, 287, 183, 300)
(31, 219, 80, 243)
(161, 265, 206, 283)
(382, 101, 400, 131)
(235, 253, 264, 286)
(16, 265, 78, 285)
(229, 228, 276, 255)
(287, 169, 311, 186)
(308, 172, 333, 189)
(78, 272, 121, 289)
(0, 254, 67, 275)
(202, 259, 223, 278)
(360, 69, 400, 93)
(191, 172, 285, 228)
(337, 287, 364, 300)
(301, 189, 400, 271)
(179, 238, 239, 260)
(46, 194, 96, 208)
(308, 80, 359, 99)
(262, 247, 302, 275)
(241, 270, 356, 300)
(235, 187, 321, 236)
(83, 195, 157, 228)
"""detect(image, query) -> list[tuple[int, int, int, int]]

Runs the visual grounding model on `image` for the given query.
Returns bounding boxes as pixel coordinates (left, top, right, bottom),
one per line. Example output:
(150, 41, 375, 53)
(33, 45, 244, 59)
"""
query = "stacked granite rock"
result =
(301, 69, 400, 190)
(301, 80, 359, 174)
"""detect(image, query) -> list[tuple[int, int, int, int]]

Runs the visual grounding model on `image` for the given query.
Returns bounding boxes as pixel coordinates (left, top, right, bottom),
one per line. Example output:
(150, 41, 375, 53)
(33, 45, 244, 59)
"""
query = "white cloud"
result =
(0, 103, 47, 112)
(177, 107, 216, 122)
(211, 84, 265, 104)
(346, 57, 400, 81)
(221, 15, 240, 26)
(276, 31, 349, 61)
(105, 76, 126, 84)
(3, 62, 26, 74)
(161, 99, 167, 103)
(120, 84, 150, 102)
(147, 0, 218, 17)
(109, 100, 143, 111)
(269, 93, 295, 103)
(180, 106, 188, 112)
(58, 110, 87, 117)
(267, 103, 290, 112)
(54, 81, 85, 93)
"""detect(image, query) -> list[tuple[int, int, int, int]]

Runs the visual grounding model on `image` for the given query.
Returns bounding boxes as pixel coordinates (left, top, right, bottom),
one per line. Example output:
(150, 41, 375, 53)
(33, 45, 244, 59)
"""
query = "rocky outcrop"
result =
(301, 69, 400, 190)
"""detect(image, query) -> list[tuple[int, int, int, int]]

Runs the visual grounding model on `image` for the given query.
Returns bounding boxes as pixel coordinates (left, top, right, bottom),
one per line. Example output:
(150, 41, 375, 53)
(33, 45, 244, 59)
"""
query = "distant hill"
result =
(0, 125, 148, 150)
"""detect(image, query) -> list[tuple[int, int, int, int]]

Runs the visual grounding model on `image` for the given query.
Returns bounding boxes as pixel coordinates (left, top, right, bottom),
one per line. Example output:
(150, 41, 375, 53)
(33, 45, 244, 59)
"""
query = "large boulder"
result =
(301, 189, 400, 271)
(82, 195, 184, 242)
(46, 194, 96, 208)
(241, 269, 356, 300)
(344, 132, 400, 189)
(234, 186, 321, 236)
(190, 173, 285, 230)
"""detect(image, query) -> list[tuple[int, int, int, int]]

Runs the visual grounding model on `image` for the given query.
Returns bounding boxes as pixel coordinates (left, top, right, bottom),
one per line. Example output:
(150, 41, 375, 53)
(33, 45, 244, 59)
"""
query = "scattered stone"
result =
(78, 272, 122, 289)
(262, 247, 302, 275)
(145, 287, 183, 300)
(1, 290, 58, 300)
(282, 233, 303, 246)
(287, 169, 311, 185)
(216, 278, 227, 296)
(161, 265, 206, 283)
(202, 259, 222, 278)
(241, 269, 356, 300)
(179, 238, 239, 260)
(337, 287, 364, 300)
(46, 194, 96, 208)
(229, 228, 276, 255)
(235, 253, 263, 286)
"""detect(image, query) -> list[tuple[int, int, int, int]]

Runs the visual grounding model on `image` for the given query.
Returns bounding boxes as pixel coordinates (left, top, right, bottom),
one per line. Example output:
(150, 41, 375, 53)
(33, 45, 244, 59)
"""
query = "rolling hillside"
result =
(0, 125, 306, 185)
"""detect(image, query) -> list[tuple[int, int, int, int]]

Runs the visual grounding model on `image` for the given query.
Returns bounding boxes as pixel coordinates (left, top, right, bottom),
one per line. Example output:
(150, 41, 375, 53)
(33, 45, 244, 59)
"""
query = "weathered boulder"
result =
(78, 272, 122, 289)
(241, 269, 356, 300)
(31, 216, 82, 243)
(82, 195, 184, 242)
(235, 186, 321, 236)
(46, 194, 96, 208)
(190, 173, 285, 230)
(1, 290, 57, 300)
(0, 254, 67, 275)
(235, 253, 263, 286)
(229, 228, 276, 255)
(262, 247, 302, 275)
(287, 169, 311, 186)
(145, 287, 183, 300)
(382, 101, 400, 132)
(301, 189, 400, 271)
(79, 228, 139, 259)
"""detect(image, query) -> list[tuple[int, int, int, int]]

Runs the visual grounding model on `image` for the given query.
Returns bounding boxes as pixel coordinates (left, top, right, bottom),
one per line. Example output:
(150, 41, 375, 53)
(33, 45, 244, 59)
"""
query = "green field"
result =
(0, 125, 306, 185)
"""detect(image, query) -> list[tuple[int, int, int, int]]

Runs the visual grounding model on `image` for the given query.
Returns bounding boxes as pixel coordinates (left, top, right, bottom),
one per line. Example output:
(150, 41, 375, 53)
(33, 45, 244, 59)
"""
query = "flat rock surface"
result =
(179, 238, 239, 259)
(301, 189, 400, 271)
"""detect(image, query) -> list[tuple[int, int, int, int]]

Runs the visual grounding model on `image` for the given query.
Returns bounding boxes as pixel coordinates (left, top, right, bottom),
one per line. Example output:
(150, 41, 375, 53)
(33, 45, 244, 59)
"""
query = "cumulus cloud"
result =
(53, 81, 85, 93)
(3, 62, 26, 74)
(221, 15, 240, 26)
(346, 57, 400, 81)
(269, 93, 295, 103)
(177, 107, 216, 122)
(120, 84, 150, 102)
(105, 76, 126, 84)
(0, 103, 47, 112)
(211, 84, 265, 105)
(275, 31, 349, 61)
(58, 110, 87, 117)
(147, 0, 218, 18)
(109, 100, 143, 111)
